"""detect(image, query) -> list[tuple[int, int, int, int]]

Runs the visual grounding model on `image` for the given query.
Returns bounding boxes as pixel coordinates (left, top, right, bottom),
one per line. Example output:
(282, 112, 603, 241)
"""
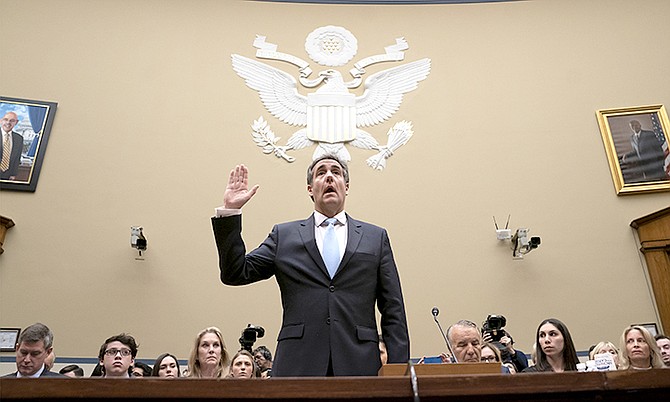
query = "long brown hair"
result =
(532, 318, 579, 372)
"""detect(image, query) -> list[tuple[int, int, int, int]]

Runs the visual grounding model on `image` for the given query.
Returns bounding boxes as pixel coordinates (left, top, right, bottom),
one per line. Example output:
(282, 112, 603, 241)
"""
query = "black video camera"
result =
(239, 324, 265, 352)
(481, 314, 507, 342)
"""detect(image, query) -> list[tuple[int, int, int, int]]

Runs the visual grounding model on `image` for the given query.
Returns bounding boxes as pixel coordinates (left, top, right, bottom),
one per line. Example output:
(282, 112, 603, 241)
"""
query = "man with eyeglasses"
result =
(3, 323, 64, 377)
(1, 111, 24, 181)
(97, 334, 138, 378)
(252, 345, 273, 377)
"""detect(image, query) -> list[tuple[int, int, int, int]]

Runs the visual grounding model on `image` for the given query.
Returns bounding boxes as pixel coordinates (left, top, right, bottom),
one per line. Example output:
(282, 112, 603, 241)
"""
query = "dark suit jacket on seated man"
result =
(212, 155, 409, 377)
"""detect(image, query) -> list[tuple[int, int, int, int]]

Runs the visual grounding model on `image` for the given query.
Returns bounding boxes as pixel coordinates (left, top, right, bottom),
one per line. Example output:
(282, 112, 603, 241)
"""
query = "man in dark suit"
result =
(212, 154, 409, 376)
(1, 111, 24, 181)
(621, 119, 667, 182)
(2, 323, 64, 377)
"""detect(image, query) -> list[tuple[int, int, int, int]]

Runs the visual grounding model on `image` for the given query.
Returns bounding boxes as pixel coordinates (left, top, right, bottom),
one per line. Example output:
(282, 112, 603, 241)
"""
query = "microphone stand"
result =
(432, 307, 457, 363)
(405, 359, 420, 402)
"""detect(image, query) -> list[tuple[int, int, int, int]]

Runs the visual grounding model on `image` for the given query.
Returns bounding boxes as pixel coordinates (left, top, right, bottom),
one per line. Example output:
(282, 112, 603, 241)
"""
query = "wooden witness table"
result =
(1, 368, 669, 401)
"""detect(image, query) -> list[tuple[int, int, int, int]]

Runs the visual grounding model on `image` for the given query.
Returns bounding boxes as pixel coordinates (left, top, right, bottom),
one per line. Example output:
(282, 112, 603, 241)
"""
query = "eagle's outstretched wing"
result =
(355, 58, 431, 128)
(231, 54, 308, 126)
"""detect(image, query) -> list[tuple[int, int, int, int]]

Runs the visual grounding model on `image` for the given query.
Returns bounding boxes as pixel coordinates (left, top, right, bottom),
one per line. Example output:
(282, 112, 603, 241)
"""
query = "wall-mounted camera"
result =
(239, 324, 265, 352)
(494, 216, 541, 260)
(511, 228, 541, 259)
(130, 226, 147, 259)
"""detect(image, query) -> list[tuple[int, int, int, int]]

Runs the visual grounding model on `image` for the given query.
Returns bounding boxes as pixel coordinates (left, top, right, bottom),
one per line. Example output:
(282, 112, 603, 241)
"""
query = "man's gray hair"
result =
(306, 154, 350, 186)
(446, 319, 478, 343)
(17, 323, 54, 350)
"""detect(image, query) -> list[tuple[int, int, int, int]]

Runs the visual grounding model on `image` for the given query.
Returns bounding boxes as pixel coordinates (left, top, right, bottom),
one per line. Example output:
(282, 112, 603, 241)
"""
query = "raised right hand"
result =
(224, 164, 259, 209)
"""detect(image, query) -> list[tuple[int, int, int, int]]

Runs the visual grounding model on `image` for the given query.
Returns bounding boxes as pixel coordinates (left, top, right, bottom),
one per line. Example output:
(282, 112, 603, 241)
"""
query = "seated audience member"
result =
(446, 320, 482, 363)
(252, 345, 273, 378)
(90, 363, 103, 377)
(229, 350, 259, 379)
(2, 323, 64, 377)
(619, 325, 663, 370)
(152, 353, 181, 378)
(377, 335, 388, 366)
(481, 342, 502, 363)
(522, 318, 579, 373)
(481, 342, 512, 373)
(44, 350, 56, 372)
(655, 335, 670, 368)
(589, 341, 621, 369)
(131, 361, 152, 377)
(59, 364, 85, 378)
(98, 333, 139, 378)
(186, 327, 231, 378)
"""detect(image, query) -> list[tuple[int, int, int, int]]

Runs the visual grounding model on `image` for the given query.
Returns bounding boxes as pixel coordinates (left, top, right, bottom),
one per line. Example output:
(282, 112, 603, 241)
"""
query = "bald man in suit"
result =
(212, 154, 409, 377)
(1, 112, 24, 181)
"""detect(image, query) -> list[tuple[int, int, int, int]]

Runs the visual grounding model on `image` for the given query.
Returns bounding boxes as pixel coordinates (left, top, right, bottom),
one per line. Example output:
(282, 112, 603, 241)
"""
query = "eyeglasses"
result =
(104, 348, 132, 357)
(481, 356, 498, 363)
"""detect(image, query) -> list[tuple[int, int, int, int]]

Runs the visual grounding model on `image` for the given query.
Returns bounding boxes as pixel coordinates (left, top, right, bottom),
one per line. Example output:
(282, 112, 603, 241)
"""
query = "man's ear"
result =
(345, 183, 349, 195)
(307, 185, 313, 197)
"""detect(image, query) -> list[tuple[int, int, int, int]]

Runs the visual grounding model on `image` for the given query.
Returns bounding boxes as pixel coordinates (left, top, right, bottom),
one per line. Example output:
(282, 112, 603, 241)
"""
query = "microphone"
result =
(431, 307, 457, 363)
(405, 359, 420, 402)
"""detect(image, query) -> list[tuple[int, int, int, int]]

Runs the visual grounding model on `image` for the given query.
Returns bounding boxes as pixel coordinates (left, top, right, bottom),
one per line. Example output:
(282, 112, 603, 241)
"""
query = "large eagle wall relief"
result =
(232, 26, 431, 170)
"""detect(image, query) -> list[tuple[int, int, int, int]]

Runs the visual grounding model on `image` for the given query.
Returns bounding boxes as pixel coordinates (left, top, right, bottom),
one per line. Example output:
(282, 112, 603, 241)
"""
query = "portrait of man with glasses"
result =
(97, 333, 138, 378)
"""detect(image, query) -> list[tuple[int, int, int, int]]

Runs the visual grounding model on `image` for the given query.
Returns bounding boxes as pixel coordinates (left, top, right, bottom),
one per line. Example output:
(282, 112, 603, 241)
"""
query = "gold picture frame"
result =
(596, 104, 670, 195)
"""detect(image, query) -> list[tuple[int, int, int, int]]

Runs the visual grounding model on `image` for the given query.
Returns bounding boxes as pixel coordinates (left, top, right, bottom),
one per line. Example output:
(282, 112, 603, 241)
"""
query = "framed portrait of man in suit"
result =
(0, 97, 58, 192)
(596, 104, 670, 195)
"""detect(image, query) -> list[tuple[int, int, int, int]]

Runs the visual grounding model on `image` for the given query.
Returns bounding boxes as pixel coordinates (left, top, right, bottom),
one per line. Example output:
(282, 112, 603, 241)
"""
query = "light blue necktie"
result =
(322, 218, 340, 278)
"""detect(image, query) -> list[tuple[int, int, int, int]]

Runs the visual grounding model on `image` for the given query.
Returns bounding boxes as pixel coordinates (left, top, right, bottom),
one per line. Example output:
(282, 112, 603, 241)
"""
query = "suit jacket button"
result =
(326, 318, 331, 325)
(329, 285, 335, 292)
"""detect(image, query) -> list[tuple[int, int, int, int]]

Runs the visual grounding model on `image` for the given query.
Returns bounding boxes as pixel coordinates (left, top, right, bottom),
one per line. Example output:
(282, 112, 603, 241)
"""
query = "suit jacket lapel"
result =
(300, 213, 363, 280)
(338, 214, 362, 275)
(299, 214, 330, 277)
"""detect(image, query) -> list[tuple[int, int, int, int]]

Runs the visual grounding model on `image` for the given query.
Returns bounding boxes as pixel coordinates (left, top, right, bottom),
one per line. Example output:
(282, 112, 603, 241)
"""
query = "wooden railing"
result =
(1, 369, 669, 401)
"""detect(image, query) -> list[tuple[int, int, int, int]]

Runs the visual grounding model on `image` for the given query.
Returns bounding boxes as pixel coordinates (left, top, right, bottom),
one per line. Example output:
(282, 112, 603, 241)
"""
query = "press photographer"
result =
(239, 324, 265, 353)
(481, 315, 528, 372)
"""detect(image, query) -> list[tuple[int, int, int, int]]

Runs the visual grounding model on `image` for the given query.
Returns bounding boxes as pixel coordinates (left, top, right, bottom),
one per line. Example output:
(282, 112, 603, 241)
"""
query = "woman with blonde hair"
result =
(619, 325, 663, 370)
(589, 341, 620, 369)
(186, 327, 231, 378)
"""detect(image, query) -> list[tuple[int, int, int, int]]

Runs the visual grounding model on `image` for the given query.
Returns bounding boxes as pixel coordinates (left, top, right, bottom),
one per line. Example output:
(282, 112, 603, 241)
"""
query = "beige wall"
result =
(1, 0, 669, 372)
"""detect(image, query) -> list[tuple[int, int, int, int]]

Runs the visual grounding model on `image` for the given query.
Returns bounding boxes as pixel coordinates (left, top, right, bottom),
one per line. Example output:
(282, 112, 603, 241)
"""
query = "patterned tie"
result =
(322, 218, 340, 278)
(1, 134, 10, 172)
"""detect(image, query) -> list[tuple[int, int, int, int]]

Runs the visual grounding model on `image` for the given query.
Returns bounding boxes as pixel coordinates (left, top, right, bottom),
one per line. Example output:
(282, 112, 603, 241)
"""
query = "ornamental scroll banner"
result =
(231, 26, 431, 171)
